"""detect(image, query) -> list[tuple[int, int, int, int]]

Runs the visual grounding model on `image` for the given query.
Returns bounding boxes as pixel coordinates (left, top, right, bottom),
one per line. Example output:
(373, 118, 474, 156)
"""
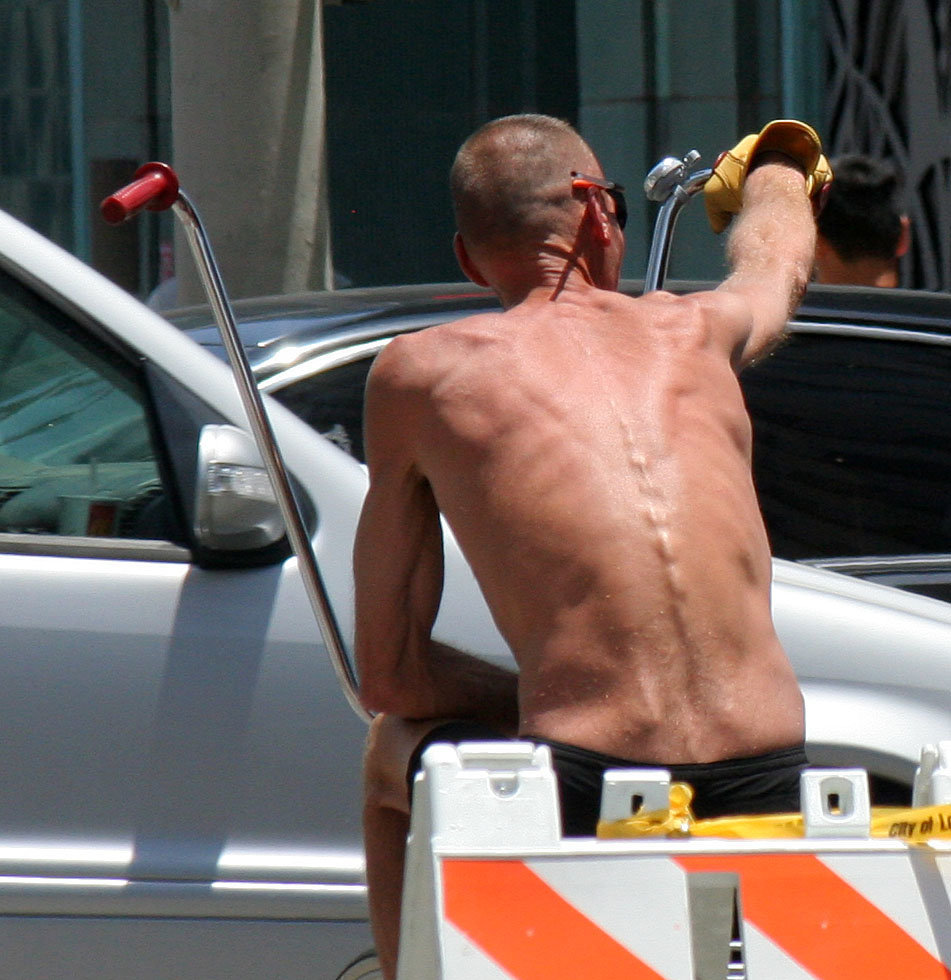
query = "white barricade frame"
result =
(397, 740, 951, 980)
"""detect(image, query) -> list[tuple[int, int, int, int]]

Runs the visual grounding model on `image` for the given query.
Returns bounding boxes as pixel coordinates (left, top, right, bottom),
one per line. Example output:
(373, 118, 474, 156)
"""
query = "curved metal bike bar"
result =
(101, 164, 370, 724)
(173, 192, 370, 724)
(643, 167, 713, 294)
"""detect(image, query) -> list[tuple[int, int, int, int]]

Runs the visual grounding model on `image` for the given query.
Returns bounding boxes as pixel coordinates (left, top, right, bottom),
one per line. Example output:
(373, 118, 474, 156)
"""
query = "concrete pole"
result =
(167, 0, 333, 303)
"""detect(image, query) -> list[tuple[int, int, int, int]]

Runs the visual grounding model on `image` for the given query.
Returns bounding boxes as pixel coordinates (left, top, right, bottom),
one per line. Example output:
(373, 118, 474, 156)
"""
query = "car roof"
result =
(168, 282, 498, 345)
(166, 282, 500, 380)
(166, 280, 951, 381)
(794, 283, 951, 332)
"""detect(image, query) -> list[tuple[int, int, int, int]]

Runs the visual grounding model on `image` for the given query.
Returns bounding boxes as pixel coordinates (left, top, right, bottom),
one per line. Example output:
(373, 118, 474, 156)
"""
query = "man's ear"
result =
(896, 215, 911, 258)
(583, 188, 613, 247)
(453, 232, 490, 287)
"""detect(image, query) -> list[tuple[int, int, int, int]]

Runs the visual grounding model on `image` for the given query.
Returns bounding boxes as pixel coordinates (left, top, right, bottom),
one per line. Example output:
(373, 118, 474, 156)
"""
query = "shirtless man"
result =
(354, 113, 829, 977)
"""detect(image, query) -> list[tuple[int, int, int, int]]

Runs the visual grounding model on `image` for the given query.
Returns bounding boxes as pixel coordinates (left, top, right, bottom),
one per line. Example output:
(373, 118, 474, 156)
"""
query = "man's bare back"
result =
(356, 114, 826, 978)
(374, 286, 803, 763)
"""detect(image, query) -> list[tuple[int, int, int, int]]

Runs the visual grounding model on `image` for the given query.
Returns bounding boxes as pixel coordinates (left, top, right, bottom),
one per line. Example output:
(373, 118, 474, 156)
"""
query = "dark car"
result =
(169, 281, 951, 608)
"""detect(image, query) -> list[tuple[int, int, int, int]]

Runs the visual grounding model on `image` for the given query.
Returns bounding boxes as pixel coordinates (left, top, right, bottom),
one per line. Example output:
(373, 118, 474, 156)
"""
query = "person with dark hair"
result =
(815, 153, 910, 287)
(354, 114, 830, 978)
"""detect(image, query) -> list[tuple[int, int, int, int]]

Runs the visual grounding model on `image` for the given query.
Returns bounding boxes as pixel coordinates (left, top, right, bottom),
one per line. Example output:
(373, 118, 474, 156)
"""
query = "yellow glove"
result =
(704, 119, 833, 233)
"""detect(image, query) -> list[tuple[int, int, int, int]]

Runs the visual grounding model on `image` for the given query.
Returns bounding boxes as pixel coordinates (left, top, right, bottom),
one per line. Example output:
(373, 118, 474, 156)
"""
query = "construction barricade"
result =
(397, 740, 951, 980)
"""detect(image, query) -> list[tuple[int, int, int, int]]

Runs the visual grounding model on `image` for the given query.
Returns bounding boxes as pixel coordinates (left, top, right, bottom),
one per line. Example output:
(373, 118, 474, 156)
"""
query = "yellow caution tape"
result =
(597, 782, 697, 839)
(596, 782, 951, 842)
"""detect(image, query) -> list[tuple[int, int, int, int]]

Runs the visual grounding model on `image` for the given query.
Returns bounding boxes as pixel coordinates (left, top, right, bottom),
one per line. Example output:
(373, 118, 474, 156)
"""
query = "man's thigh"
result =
(403, 720, 508, 800)
(364, 716, 504, 813)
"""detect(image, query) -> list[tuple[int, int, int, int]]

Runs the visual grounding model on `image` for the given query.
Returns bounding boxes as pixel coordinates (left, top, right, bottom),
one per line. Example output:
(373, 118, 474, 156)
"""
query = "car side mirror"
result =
(194, 424, 286, 551)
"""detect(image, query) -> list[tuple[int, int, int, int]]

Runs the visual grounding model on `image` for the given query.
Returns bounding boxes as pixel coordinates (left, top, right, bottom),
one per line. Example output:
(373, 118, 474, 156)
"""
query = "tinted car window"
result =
(744, 332, 951, 560)
(272, 358, 371, 462)
(0, 272, 166, 539)
(275, 326, 951, 581)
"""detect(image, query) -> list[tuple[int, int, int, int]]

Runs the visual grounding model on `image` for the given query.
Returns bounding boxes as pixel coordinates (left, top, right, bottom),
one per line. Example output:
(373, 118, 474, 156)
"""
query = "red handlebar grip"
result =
(100, 162, 180, 224)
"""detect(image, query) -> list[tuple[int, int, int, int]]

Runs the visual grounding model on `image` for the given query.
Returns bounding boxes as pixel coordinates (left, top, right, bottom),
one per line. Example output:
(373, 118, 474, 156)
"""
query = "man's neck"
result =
(490, 250, 616, 309)
(815, 252, 900, 288)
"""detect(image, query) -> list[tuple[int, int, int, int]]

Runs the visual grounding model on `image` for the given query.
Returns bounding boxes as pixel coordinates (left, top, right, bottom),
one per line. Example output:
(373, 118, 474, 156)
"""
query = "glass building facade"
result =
(3, 1, 949, 295)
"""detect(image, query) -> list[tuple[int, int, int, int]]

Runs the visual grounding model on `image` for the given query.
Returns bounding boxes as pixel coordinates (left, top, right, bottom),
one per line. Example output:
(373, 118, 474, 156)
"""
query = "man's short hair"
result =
(450, 114, 592, 250)
(817, 154, 906, 262)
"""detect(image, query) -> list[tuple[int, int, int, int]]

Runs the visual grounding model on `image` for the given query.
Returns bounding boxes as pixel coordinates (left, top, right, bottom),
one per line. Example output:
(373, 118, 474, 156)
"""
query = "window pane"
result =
(743, 333, 951, 559)
(0, 272, 166, 539)
(0, 0, 72, 249)
(272, 358, 373, 463)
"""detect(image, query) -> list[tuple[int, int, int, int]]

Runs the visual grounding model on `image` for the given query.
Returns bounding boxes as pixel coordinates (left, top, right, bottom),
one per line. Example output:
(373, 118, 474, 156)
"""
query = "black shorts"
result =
(407, 722, 809, 837)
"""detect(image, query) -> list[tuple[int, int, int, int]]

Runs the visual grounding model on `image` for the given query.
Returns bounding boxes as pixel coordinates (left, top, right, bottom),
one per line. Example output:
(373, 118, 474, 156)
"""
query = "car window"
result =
(743, 331, 951, 560)
(0, 271, 167, 540)
(273, 327, 951, 600)
(271, 357, 372, 462)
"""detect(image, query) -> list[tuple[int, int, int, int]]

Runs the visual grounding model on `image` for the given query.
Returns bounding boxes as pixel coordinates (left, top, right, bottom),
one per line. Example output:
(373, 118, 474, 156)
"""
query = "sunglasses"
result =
(570, 171, 627, 230)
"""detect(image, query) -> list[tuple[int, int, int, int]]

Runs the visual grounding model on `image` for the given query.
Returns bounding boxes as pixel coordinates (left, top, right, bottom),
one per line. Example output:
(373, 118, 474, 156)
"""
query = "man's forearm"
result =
(357, 623, 519, 728)
(725, 157, 815, 311)
(729, 163, 815, 283)
(402, 640, 519, 733)
(717, 157, 816, 365)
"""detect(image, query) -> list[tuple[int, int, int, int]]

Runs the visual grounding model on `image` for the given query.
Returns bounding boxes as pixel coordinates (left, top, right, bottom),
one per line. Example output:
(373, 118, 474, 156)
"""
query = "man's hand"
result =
(704, 119, 833, 233)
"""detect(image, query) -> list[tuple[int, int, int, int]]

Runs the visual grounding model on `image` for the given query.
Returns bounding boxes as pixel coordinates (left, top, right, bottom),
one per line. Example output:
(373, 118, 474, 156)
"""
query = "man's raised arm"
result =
(704, 120, 831, 368)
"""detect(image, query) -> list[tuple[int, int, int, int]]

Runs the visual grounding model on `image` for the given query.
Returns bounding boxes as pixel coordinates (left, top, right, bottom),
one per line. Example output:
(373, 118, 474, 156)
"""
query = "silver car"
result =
(2, 206, 951, 978)
(172, 279, 951, 804)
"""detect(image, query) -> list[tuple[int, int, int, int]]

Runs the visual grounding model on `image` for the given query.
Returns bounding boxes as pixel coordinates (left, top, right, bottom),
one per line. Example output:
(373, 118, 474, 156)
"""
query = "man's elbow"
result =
(357, 674, 397, 716)
(355, 628, 437, 717)
(357, 667, 430, 719)
(354, 653, 392, 715)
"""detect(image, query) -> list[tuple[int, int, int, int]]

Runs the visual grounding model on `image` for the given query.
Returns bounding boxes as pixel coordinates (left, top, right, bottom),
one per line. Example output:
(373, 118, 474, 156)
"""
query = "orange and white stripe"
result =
(438, 849, 951, 979)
